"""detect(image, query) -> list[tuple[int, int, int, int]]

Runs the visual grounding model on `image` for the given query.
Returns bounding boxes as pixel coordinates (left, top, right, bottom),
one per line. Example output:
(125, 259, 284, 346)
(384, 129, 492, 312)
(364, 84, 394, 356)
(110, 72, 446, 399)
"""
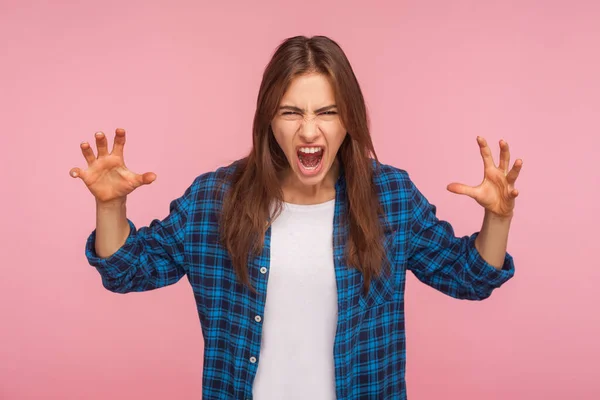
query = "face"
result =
(271, 73, 347, 192)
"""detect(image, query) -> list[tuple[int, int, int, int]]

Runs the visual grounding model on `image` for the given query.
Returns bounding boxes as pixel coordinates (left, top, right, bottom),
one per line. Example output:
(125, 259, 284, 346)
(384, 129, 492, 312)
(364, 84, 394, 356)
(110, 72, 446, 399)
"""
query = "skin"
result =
(447, 136, 523, 268)
(71, 84, 523, 268)
(271, 73, 347, 205)
(69, 129, 156, 202)
(69, 128, 156, 258)
(269, 73, 523, 268)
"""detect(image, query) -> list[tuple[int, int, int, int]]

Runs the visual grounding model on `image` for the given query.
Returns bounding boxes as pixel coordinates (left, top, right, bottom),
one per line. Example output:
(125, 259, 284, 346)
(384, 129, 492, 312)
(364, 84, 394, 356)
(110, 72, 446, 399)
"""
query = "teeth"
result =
(298, 147, 323, 154)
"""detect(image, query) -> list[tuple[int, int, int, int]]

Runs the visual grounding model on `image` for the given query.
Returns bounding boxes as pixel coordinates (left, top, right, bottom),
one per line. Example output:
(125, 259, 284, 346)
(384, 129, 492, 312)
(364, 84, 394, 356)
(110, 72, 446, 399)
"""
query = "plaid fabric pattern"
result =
(85, 159, 515, 399)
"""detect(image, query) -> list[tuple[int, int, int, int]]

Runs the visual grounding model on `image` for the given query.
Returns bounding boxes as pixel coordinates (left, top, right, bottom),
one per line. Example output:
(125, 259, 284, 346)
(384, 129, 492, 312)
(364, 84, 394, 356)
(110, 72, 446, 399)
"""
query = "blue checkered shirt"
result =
(85, 159, 515, 399)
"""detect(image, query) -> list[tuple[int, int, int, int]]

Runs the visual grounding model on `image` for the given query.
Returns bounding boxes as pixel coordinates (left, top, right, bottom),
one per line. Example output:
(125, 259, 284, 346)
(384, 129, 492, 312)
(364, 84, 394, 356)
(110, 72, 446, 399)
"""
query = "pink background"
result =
(1, 0, 598, 399)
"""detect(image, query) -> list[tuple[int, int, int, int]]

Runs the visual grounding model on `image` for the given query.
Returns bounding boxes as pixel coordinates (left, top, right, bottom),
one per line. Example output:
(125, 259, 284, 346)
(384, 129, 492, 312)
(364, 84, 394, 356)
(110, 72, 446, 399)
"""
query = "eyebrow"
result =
(278, 104, 337, 113)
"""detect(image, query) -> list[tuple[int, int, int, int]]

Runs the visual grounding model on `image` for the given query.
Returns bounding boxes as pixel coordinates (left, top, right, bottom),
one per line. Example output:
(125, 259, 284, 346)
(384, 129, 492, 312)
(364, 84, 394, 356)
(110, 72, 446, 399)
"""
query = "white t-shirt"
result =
(252, 199, 338, 399)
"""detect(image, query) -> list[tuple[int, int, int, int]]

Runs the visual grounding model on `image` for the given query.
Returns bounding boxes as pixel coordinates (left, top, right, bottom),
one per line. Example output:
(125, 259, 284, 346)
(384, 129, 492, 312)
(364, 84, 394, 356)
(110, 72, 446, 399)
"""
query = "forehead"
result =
(281, 73, 335, 104)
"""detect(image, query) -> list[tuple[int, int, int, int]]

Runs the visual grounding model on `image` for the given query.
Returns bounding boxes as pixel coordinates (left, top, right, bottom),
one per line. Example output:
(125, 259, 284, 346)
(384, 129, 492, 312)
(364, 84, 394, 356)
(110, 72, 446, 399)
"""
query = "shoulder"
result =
(370, 159, 436, 224)
(370, 158, 413, 196)
(366, 159, 416, 233)
(187, 158, 245, 203)
(369, 159, 425, 232)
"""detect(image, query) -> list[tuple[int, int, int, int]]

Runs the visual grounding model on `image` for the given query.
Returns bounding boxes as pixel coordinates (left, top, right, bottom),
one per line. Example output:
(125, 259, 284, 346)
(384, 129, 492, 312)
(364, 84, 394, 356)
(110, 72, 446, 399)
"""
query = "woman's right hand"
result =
(70, 128, 156, 203)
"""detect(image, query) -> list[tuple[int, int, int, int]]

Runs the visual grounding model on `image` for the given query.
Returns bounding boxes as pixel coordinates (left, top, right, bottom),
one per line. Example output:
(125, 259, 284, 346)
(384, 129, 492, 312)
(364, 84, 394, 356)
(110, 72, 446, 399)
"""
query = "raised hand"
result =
(69, 128, 157, 203)
(446, 136, 523, 218)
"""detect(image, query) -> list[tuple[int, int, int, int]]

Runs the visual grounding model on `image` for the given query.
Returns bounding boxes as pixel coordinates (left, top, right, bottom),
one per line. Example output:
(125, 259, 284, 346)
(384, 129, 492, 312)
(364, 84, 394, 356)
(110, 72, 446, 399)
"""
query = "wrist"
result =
(96, 197, 127, 209)
(485, 209, 513, 222)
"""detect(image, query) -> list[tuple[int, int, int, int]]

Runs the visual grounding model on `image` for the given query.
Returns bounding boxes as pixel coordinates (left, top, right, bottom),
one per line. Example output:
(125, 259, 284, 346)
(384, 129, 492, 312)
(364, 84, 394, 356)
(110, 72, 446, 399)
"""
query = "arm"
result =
(475, 210, 513, 269)
(446, 136, 523, 269)
(85, 180, 196, 293)
(407, 177, 515, 300)
(94, 197, 130, 258)
(407, 136, 523, 300)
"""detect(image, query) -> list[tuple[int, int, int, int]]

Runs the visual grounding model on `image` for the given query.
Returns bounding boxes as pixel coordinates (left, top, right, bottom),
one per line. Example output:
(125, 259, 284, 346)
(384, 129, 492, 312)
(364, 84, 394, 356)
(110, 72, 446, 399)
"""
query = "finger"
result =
(80, 141, 96, 166)
(140, 172, 157, 185)
(447, 182, 478, 198)
(477, 136, 496, 169)
(95, 131, 109, 157)
(111, 128, 126, 158)
(506, 159, 523, 184)
(511, 188, 519, 198)
(498, 139, 510, 173)
(69, 167, 86, 180)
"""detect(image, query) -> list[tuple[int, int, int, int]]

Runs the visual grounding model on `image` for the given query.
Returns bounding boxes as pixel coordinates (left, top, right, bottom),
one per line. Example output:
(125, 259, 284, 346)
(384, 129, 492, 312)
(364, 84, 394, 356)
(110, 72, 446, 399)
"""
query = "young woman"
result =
(71, 35, 522, 400)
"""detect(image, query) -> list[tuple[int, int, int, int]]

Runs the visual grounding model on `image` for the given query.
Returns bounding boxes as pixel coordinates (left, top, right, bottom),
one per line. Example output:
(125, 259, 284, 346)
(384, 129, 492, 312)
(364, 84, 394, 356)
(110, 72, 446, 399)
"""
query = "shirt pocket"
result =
(358, 229, 398, 309)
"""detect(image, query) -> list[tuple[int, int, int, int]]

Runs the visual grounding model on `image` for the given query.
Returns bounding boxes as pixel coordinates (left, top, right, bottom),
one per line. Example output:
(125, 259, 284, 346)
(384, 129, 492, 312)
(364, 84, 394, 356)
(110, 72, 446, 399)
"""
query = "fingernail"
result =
(71, 171, 77, 177)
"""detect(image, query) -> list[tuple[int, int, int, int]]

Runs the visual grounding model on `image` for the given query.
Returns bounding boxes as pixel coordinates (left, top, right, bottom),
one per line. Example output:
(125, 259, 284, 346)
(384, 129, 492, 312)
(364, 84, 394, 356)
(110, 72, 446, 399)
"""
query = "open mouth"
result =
(296, 146, 324, 175)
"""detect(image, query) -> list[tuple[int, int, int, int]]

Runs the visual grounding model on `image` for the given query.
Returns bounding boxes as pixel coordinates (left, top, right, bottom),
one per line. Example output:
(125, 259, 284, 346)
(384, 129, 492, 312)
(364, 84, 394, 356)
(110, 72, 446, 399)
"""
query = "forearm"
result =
(95, 197, 130, 258)
(474, 210, 513, 269)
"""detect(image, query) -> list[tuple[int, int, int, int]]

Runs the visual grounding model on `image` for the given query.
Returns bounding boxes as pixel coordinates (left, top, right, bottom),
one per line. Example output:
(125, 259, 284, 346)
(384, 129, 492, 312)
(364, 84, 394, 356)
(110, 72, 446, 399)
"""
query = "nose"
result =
(299, 115, 320, 141)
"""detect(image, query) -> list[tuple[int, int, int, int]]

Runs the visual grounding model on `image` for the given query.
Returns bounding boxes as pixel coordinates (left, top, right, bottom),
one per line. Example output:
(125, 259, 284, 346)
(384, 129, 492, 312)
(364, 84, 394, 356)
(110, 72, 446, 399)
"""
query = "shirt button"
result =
(260, 267, 267, 274)
(254, 315, 262, 322)
(250, 356, 257, 363)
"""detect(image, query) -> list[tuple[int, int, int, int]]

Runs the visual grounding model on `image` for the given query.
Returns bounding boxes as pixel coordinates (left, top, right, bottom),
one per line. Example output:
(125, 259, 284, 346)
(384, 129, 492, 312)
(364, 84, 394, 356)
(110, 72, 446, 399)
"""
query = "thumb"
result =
(447, 182, 477, 198)
(140, 172, 157, 185)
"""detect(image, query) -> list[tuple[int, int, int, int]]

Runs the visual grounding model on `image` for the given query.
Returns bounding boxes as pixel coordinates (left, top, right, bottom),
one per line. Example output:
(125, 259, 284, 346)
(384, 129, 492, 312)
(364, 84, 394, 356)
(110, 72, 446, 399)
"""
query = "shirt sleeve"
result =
(85, 181, 195, 293)
(405, 175, 515, 300)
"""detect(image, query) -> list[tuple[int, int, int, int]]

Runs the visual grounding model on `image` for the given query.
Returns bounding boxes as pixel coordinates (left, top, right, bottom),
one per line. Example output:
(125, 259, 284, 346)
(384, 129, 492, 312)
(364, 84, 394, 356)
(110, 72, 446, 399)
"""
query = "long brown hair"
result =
(219, 35, 390, 295)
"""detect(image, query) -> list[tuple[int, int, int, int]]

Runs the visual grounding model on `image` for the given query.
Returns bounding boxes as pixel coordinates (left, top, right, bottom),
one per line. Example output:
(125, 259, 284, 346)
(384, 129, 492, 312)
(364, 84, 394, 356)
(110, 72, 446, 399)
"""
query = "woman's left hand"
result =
(447, 136, 523, 218)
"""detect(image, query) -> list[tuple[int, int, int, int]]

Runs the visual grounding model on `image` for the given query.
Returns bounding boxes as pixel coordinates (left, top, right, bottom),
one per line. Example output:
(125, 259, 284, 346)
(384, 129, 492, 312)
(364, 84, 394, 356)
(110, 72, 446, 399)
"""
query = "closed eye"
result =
(280, 110, 337, 116)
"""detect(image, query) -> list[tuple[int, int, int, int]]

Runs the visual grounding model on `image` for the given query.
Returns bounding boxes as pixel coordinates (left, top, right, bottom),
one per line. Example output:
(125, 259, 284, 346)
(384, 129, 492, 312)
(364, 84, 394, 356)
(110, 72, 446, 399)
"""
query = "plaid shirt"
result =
(85, 159, 515, 399)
